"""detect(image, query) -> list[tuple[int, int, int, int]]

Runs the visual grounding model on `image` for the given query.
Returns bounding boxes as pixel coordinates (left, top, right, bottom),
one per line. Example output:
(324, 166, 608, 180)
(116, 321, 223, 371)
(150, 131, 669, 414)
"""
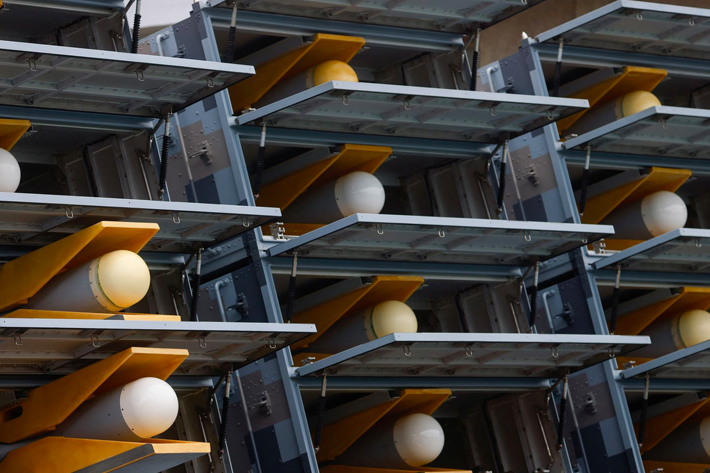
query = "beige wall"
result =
(480, 0, 710, 65)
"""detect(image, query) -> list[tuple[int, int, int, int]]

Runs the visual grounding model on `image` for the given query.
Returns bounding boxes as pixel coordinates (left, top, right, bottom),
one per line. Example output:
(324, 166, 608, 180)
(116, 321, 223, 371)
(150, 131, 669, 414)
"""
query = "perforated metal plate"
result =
(0, 318, 316, 375)
(563, 106, 710, 159)
(621, 339, 710, 380)
(295, 333, 650, 378)
(211, 0, 547, 33)
(267, 214, 613, 266)
(0, 40, 254, 117)
(0, 0, 124, 43)
(237, 82, 589, 143)
(593, 229, 710, 273)
(0, 193, 280, 252)
(536, 1, 710, 61)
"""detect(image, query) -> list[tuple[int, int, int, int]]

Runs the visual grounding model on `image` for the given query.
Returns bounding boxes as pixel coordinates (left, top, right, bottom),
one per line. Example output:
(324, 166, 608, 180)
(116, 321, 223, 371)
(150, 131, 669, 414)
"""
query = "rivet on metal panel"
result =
(268, 338, 277, 349)
(198, 336, 207, 348)
(65, 207, 74, 219)
(13, 334, 22, 346)
(403, 345, 412, 357)
(172, 212, 180, 224)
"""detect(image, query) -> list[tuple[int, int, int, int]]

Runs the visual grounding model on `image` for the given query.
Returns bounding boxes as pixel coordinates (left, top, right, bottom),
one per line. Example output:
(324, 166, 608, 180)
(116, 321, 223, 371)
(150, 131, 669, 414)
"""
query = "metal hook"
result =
(403, 345, 412, 357)
(198, 336, 207, 348)
(490, 106, 497, 117)
(551, 346, 559, 358)
(65, 207, 74, 219)
(13, 334, 22, 346)
(136, 70, 145, 81)
(636, 12, 643, 20)
(547, 110, 554, 120)
(91, 335, 101, 348)
(524, 231, 532, 242)
(697, 239, 703, 248)
(609, 347, 617, 358)
(403, 100, 411, 110)
(242, 217, 251, 227)
(342, 95, 350, 106)
(376, 224, 384, 235)
(28, 60, 37, 72)
(438, 228, 446, 238)
(207, 77, 215, 88)
(661, 119, 668, 129)
(268, 337, 277, 349)
(689, 17, 695, 26)
(465, 346, 474, 357)
(172, 212, 180, 224)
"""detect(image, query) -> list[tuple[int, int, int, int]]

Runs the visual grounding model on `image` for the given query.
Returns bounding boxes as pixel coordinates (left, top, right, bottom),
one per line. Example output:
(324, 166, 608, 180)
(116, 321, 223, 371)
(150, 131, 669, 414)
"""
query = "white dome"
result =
(392, 414, 445, 467)
(641, 191, 687, 237)
(0, 148, 21, 192)
(334, 172, 386, 217)
(120, 377, 179, 439)
(97, 250, 151, 310)
(368, 301, 418, 339)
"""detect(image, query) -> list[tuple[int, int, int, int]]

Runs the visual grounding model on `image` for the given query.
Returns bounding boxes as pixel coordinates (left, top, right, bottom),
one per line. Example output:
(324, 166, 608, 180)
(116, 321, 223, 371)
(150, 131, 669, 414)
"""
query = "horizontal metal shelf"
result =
(237, 81, 589, 143)
(0, 193, 281, 252)
(0, 318, 317, 375)
(593, 228, 710, 273)
(0, 40, 254, 117)
(294, 332, 650, 378)
(0, 0, 124, 42)
(267, 213, 613, 266)
(563, 106, 710, 159)
(535, 0, 710, 61)
(209, 0, 547, 33)
(621, 339, 710, 380)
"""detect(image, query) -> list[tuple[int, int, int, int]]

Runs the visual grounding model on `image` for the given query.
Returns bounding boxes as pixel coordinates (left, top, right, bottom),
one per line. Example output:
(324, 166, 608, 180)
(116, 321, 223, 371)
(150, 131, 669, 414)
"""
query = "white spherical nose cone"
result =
(678, 310, 710, 348)
(334, 172, 385, 217)
(120, 377, 179, 438)
(98, 250, 151, 309)
(393, 414, 445, 467)
(641, 191, 687, 237)
(0, 148, 21, 193)
(371, 301, 418, 338)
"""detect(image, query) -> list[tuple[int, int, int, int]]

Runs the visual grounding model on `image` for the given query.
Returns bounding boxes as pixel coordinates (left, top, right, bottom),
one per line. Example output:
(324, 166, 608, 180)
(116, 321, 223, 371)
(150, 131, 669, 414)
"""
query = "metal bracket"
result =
(269, 222, 286, 240)
(582, 392, 597, 415)
(188, 140, 213, 165)
(249, 391, 273, 416)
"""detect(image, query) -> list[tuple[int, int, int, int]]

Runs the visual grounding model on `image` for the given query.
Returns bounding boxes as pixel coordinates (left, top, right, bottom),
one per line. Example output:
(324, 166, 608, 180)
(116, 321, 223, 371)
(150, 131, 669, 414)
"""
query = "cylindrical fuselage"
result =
(633, 310, 710, 359)
(0, 148, 21, 193)
(645, 416, 710, 463)
(0, 377, 179, 461)
(336, 413, 445, 469)
(27, 250, 151, 313)
(283, 172, 386, 224)
(258, 60, 359, 105)
(307, 300, 417, 354)
(568, 90, 661, 137)
(601, 191, 687, 240)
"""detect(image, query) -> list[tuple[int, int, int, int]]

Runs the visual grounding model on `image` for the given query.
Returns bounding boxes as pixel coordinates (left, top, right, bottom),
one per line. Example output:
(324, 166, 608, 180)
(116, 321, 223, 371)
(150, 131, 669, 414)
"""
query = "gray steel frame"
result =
(0, 39, 254, 117)
(0, 192, 280, 252)
(236, 81, 589, 142)
(294, 332, 650, 380)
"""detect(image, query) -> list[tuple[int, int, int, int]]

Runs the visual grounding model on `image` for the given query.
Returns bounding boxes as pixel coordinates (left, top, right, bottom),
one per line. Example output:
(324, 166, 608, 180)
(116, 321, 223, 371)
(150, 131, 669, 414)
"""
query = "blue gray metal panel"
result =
(0, 39, 254, 117)
(563, 106, 710, 159)
(267, 213, 613, 266)
(236, 81, 589, 142)
(205, 0, 548, 34)
(535, 0, 710, 61)
(593, 228, 710, 273)
(0, 193, 280, 253)
(0, 318, 316, 375)
(294, 332, 649, 379)
(620, 340, 710, 380)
